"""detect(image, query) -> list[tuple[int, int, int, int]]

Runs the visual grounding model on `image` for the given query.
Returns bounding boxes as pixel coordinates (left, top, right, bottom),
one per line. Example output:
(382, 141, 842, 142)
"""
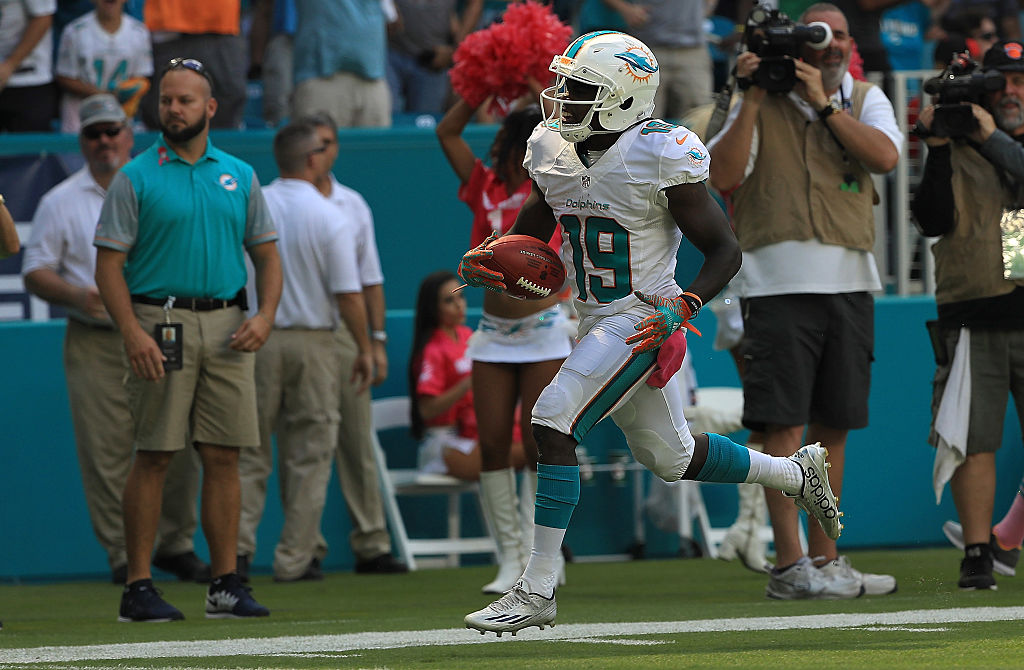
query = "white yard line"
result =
(2, 606, 1022, 665)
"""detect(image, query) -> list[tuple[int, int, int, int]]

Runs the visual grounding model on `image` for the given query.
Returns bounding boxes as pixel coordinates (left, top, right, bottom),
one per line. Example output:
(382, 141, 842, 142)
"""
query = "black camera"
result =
(744, 3, 833, 93)
(923, 53, 1005, 138)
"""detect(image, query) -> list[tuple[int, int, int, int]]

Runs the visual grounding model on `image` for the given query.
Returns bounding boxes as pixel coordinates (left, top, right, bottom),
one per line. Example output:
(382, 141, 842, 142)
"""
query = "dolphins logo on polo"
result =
(218, 174, 239, 191)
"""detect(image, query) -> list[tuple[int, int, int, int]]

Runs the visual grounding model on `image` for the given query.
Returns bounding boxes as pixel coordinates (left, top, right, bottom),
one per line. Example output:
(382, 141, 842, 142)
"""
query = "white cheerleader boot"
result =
(480, 468, 525, 594)
(717, 481, 771, 573)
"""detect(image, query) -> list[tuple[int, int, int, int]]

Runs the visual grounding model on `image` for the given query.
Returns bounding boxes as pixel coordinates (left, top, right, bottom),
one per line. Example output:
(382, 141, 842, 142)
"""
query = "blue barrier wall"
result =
(2, 129, 1023, 580)
(4, 296, 1024, 580)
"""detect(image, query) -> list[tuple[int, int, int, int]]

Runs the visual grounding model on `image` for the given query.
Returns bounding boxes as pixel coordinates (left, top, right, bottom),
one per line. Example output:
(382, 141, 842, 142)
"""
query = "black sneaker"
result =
(237, 554, 250, 584)
(354, 553, 408, 574)
(118, 579, 185, 622)
(153, 551, 211, 583)
(274, 557, 324, 582)
(959, 544, 997, 590)
(206, 573, 270, 618)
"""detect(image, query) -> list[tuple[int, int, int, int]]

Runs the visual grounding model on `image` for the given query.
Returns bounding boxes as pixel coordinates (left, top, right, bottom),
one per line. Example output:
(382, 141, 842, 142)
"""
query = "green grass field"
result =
(2, 548, 1022, 669)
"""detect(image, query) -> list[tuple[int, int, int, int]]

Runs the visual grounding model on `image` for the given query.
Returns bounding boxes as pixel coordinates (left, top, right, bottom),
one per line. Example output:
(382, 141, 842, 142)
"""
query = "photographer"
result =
(708, 2, 902, 600)
(910, 40, 1024, 591)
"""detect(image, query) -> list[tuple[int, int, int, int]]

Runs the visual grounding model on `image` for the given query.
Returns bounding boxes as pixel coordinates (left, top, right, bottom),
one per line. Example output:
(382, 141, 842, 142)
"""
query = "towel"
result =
(932, 328, 971, 504)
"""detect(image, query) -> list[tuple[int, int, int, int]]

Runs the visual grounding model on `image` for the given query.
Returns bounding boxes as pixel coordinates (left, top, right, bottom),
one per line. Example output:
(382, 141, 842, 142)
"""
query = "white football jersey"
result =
(525, 119, 710, 321)
(55, 11, 153, 132)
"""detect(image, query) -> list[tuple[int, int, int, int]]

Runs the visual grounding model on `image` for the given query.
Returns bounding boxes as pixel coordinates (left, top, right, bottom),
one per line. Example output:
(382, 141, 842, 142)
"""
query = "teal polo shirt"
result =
(95, 135, 277, 300)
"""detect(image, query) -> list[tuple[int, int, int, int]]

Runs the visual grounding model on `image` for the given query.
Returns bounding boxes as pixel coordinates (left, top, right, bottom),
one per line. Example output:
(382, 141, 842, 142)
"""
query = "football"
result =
(482, 234, 566, 300)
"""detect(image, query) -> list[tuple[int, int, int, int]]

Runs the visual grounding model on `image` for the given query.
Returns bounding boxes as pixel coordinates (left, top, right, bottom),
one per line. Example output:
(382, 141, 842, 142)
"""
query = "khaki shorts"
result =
(127, 303, 259, 452)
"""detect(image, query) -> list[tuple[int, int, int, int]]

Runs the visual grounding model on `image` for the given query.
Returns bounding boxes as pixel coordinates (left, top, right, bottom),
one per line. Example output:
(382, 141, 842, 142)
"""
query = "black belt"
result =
(69, 318, 116, 332)
(131, 293, 246, 311)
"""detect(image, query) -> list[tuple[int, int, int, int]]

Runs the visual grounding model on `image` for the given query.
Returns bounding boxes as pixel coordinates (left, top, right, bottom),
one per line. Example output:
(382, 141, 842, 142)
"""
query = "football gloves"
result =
(457, 232, 506, 293)
(625, 290, 702, 354)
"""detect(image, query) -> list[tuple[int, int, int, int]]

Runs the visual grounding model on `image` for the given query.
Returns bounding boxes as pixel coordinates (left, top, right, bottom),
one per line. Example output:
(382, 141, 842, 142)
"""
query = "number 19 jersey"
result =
(524, 119, 710, 322)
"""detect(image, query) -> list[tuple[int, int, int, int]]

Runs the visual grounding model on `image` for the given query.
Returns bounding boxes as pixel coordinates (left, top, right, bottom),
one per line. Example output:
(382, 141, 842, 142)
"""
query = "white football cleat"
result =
(785, 443, 843, 540)
(465, 579, 556, 636)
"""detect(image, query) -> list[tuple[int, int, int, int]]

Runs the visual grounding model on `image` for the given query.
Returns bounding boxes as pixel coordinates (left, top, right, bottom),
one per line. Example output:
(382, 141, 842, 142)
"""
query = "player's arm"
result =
(626, 182, 739, 353)
(507, 180, 557, 241)
(0, 199, 18, 258)
(666, 181, 741, 302)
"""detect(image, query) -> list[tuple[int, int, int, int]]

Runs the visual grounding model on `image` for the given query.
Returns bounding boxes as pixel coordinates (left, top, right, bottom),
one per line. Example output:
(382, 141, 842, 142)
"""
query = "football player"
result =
(460, 31, 848, 635)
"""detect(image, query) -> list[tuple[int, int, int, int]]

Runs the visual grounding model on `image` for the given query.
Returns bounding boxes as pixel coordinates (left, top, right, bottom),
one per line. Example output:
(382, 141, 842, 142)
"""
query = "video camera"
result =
(923, 53, 1005, 138)
(744, 2, 833, 93)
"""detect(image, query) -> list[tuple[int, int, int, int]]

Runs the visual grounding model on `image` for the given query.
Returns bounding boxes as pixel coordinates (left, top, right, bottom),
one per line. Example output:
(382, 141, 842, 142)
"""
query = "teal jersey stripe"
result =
(566, 30, 621, 57)
(570, 350, 657, 442)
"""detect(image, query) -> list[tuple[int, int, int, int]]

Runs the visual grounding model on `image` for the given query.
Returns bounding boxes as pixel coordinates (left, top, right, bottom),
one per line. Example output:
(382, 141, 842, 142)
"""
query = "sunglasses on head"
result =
(164, 57, 214, 84)
(82, 125, 124, 140)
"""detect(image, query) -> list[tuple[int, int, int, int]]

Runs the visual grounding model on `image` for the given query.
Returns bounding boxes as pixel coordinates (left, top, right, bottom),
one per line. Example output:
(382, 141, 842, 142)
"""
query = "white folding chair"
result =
(371, 396, 497, 570)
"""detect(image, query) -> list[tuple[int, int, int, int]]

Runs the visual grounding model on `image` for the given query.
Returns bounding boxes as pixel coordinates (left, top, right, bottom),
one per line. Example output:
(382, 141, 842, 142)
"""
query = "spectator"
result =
(291, 0, 391, 127)
(237, 120, 373, 583)
(386, 0, 483, 116)
(55, 0, 153, 133)
(0, 194, 17, 257)
(582, 0, 713, 120)
(0, 0, 56, 132)
(929, 0, 1019, 41)
(248, 0, 296, 127)
(708, 2, 901, 599)
(22, 94, 208, 586)
(302, 111, 409, 576)
(138, 0, 248, 129)
(941, 7, 1001, 55)
(910, 39, 1024, 590)
(408, 270, 484, 481)
(94, 58, 281, 622)
(435, 95, 569, 594)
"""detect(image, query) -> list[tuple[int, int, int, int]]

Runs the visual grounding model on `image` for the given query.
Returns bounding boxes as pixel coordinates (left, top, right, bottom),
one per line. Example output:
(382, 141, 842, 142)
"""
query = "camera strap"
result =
(819, 87, 858, 189)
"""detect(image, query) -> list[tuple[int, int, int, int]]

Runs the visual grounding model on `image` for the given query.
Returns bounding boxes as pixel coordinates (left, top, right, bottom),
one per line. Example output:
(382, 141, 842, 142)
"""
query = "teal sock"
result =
(534, 464, 580, 529)
(696, 433, 752, 483)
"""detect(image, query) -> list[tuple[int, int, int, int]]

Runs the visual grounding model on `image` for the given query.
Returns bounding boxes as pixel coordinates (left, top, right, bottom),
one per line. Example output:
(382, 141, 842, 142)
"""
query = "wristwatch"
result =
(371, 330, 388, 343)
(818, 100, 841, 121)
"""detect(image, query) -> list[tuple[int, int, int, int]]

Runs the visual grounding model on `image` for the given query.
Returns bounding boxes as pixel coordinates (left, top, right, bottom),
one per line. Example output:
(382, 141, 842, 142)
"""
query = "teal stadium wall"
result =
(1, 129, 1022, 580)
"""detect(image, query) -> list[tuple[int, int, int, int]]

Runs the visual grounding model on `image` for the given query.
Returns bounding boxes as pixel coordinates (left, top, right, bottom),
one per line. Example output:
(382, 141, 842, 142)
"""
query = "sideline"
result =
(3, 606, 1023, 665)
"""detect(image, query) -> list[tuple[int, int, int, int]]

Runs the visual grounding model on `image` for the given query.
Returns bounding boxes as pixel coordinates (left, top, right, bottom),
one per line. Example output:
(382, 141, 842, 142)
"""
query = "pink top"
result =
(459, 159, 561, 251)
(416, 325, 477, 438)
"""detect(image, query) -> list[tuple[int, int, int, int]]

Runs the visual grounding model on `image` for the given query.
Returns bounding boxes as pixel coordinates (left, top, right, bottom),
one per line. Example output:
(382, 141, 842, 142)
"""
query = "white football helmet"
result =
(541, 31, 660, 143)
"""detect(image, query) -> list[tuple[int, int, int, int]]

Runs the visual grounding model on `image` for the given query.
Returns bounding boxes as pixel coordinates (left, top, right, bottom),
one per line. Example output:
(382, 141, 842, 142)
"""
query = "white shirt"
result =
(22, 167, 107, 323)
(262, 178, 362, 329)
(525, 119, 708, 321)
(55, 11, 153, 133)
(0, 0, 56, 87)
(327, 174, 384, 287)
(706, 72, 902, 297)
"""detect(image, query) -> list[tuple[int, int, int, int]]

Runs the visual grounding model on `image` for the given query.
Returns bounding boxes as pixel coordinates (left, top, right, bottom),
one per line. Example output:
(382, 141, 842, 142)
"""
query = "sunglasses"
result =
(164, 57, 214, 84)
(82, 125, 125, 140)
(307, 144, 329, 157)
(980, 32, 998, 41)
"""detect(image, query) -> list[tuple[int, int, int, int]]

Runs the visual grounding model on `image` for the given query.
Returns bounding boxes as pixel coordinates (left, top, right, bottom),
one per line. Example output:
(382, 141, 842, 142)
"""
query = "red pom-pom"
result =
(849, 39, 866, 82)
(450, 1, 574, 115)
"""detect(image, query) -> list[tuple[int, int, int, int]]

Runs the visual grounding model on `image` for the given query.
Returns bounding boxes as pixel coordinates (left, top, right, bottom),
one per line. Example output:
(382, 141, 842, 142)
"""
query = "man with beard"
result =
(708, 3, 902, 599)
(23, 94, 208, 586)
(94, 58, 282, 622)
(911, 40, 1024, 590)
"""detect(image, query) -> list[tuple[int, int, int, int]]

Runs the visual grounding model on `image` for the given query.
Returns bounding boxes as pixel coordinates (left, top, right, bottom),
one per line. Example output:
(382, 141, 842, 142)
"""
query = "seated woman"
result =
(408, 270, 526, 480)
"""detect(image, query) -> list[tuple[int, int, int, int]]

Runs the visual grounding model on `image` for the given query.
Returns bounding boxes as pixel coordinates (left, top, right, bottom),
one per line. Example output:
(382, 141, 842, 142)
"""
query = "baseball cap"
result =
(983, 40, 1024, 72)
(79, 94, 127, 129)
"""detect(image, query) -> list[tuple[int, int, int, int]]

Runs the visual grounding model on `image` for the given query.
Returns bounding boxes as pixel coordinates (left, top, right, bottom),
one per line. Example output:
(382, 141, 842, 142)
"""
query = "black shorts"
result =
(739, 292, 874, 432)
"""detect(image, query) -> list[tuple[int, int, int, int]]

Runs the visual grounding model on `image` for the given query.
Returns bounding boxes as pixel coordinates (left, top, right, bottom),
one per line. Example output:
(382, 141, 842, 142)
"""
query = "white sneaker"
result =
(766, 556, 863, 600)
(817, 555, 897, 595)
(785, 443, 843, 540)
(465, 579, 556, 636)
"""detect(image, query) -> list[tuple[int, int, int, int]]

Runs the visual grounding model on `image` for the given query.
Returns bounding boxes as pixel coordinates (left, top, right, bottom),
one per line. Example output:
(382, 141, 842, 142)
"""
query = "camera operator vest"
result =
(731, 80, 875, 252)
(932, 144, 1024, 305)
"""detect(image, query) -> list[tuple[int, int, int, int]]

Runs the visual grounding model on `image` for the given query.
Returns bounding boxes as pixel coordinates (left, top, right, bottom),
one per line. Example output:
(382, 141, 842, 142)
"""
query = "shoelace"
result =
(489, 587, 533, 612)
